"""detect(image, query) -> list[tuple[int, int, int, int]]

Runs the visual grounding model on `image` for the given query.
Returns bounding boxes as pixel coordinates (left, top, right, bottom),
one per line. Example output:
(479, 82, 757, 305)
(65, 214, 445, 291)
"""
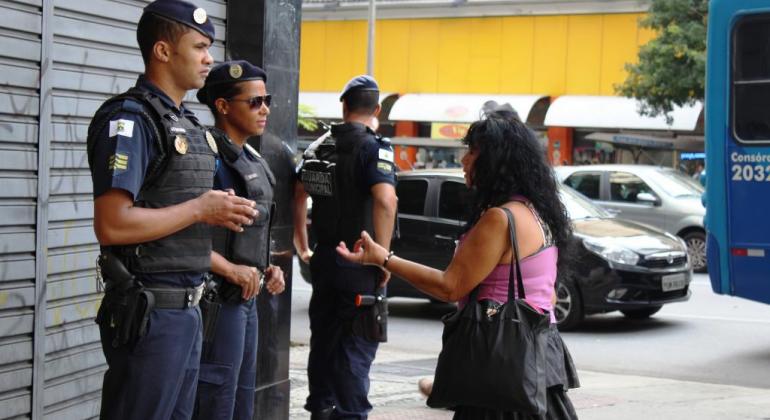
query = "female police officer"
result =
(193, 60, 286, 420)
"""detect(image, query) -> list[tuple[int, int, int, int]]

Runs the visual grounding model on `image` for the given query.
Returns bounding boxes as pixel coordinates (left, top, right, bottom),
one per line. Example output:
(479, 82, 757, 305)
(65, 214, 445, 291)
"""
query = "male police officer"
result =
(86, 1, 258, 419)
(294, 75, 398, 419)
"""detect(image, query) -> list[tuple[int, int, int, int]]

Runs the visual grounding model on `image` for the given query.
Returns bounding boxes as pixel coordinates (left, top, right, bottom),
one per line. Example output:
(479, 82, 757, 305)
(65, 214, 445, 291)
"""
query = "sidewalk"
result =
(288, 342, 770, 420)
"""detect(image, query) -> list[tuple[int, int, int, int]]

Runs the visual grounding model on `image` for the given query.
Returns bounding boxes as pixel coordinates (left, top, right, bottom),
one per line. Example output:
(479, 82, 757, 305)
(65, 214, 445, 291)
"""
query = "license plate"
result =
(662, 273, 687, 292)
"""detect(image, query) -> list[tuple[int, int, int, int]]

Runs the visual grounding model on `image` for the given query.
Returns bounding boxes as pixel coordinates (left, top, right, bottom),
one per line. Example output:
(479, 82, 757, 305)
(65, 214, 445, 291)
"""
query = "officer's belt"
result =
(145, 284, 205, 309)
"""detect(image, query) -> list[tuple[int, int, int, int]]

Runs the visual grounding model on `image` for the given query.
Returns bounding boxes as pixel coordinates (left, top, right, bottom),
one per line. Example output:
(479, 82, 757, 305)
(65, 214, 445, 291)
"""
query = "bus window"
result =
(733, 15, 770, 142)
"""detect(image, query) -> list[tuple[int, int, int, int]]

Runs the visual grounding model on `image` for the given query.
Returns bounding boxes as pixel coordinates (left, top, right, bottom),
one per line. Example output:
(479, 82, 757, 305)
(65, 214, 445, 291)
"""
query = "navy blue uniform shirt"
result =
(90, 76, 204, 287)
(214, 147, 251, 194)
(327, 122, 396, 191)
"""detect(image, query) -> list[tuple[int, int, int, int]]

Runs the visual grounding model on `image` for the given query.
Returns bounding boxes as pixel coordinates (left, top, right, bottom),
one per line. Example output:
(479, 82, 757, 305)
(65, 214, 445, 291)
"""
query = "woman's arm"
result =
(338, 207, 512, 302)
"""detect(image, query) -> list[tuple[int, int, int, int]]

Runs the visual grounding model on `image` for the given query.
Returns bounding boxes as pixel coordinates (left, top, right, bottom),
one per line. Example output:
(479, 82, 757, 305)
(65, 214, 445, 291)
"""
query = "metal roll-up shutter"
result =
(40, 1, 225, 418)
(0, 0, 42, 418)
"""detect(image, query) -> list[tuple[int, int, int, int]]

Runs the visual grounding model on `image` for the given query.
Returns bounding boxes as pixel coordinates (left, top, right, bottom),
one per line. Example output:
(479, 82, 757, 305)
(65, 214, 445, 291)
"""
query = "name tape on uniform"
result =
(109, 119, 135, 138)
(378, 148, 394, 162)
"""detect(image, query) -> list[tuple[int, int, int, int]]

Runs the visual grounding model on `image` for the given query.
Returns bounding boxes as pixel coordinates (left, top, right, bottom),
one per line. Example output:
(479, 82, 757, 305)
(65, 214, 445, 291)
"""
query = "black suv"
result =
(301, 169, 693, 330)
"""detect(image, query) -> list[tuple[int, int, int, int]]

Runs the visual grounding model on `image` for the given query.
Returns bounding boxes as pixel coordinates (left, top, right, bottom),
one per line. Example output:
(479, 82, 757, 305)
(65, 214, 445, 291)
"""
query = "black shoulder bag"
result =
(427, 207, 551, 414)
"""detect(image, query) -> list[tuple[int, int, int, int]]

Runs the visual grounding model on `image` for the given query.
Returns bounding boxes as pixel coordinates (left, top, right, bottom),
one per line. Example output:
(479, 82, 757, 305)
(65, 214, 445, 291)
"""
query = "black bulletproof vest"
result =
(300, 126, 374, 248)
(210, 129, 275, 271)
(86, 87, 216, 273)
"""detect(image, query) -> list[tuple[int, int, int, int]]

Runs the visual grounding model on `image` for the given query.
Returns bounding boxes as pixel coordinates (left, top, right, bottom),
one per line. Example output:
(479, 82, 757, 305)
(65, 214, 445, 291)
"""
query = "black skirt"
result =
(452, 325, 580, 420)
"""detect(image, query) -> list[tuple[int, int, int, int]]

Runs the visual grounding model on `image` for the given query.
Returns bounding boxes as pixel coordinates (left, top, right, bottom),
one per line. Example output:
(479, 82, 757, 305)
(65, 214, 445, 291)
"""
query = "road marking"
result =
(664, 313, 770, 325)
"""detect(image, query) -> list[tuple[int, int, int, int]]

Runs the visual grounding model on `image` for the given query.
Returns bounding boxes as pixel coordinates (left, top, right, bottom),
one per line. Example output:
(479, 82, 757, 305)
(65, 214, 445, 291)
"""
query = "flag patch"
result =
(378, 148, 394, 162)
(108, 153, 128, 171)
(109, 119, 135, 138)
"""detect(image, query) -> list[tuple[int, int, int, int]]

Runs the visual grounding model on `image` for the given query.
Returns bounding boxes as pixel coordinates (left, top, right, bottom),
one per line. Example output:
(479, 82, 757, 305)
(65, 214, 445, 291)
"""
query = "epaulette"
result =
(376, 135, 392, 146)
(118, 97, 147, 113)
(244, 143, 262, 159)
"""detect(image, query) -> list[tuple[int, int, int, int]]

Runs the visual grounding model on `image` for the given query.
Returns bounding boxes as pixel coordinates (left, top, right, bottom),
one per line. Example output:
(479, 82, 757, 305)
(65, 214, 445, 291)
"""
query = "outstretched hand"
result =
(336, 231, 387, 268)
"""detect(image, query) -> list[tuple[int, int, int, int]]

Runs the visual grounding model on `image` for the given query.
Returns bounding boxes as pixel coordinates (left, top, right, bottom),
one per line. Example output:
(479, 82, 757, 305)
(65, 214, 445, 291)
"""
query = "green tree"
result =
(298, 104, 318, 131)
(616, 0, 708, 121)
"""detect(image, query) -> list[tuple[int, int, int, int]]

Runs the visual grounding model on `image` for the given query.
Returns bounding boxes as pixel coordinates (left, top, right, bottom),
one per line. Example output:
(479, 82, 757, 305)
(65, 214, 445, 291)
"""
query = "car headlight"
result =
(583, 238, 640, 266)
(676, 236, 688, 252)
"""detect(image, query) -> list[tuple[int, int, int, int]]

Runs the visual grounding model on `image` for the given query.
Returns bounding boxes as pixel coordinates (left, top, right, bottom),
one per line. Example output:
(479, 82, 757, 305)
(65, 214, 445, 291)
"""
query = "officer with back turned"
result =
(294, 75, 398, 419)
(86, 1, 257, 418)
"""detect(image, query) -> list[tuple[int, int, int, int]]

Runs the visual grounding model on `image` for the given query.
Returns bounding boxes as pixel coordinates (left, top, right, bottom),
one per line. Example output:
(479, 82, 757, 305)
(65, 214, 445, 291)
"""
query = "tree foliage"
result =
(616, 0, 708, 121)
(298, 104, 319, 131)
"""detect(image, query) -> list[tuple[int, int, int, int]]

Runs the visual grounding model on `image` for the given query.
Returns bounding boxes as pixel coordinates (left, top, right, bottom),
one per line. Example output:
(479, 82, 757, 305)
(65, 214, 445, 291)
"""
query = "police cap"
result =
(143, 0, 215, 42)
(339, 75, 379, 101)
(196, 60, 267, 104)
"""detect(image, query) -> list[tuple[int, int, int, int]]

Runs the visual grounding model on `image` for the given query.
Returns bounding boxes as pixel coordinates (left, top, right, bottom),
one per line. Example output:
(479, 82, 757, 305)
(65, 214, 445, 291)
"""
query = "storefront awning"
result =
(585, 132, 705, 151)
(388, 94, 550, 125)
(585, 132, 675, 150)
(298, 92, 395, 120)
(544, 95, 703, 131)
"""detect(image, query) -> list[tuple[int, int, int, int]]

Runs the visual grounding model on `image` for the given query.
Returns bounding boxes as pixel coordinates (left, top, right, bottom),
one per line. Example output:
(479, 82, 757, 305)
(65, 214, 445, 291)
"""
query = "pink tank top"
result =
(458, 200, 558, 323)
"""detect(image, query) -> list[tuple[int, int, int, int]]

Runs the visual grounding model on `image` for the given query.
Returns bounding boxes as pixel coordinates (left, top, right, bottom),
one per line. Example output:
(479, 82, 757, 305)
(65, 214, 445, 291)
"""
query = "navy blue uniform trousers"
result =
(195, 297, 259, 420)
(305, 247, 380, 419)
(99, 306, 202, 420)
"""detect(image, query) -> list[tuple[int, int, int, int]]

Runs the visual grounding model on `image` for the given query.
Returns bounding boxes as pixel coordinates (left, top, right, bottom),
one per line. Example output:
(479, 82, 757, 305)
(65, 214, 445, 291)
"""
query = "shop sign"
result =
(431, 123, 470, 139)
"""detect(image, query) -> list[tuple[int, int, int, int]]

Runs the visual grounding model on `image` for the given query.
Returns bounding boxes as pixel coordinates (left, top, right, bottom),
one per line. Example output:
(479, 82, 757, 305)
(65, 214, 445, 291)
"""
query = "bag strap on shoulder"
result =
(501, 207, 526, 301)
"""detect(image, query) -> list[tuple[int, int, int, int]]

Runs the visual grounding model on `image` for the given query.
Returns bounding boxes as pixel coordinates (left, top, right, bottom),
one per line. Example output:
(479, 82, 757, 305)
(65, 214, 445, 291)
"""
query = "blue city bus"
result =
(706, 0, 770, 304)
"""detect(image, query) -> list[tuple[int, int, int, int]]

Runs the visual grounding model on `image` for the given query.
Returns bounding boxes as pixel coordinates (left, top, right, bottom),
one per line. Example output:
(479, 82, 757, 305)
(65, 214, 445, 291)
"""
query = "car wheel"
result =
(620, 305, 662, 319)
(555, 281, 583, 331)
(683, 231, 707, 273)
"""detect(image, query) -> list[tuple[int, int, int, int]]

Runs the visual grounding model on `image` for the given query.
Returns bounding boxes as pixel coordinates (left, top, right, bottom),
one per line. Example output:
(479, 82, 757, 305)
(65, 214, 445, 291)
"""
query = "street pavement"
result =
(287, 341, 770, 420)
(289, 267, 770, 419)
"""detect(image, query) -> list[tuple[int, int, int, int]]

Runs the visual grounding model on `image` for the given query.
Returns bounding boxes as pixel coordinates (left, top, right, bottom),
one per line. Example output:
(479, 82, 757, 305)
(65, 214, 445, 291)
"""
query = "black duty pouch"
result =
(351, 288, 388, 343)
(200, 278, 221, 358)
(95, 252, 154, 349)
(97, 285, 155, 349)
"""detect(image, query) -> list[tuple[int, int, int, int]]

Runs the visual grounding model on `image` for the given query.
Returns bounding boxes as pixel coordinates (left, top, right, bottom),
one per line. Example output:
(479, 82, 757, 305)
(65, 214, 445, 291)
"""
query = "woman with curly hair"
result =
(337, 113, 580, 419)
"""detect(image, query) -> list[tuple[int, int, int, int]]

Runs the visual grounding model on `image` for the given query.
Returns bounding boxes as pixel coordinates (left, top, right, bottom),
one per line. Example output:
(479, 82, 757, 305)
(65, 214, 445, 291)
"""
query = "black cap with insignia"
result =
(143, 0, 215, 42)
(196, 60, 267, 104)
(339, 75, 379, 101)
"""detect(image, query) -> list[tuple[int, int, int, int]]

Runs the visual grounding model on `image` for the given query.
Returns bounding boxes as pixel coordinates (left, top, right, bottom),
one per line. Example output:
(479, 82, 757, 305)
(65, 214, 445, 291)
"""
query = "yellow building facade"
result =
(300, 13, 655, 96)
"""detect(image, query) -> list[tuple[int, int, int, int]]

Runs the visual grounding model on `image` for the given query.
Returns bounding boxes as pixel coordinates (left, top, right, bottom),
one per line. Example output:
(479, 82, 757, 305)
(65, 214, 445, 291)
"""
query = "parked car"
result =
(554, 164, 707, 273)
(300, 169, 693, 330)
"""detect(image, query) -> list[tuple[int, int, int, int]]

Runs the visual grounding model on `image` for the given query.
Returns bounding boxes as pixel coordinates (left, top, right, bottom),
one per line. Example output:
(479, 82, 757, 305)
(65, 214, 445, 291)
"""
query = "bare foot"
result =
(418, 377, 433, 398)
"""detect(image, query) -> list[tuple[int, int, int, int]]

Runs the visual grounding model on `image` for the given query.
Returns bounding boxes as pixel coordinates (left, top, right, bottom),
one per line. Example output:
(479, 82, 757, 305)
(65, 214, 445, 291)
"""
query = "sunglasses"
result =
(227, 94, 272, 109)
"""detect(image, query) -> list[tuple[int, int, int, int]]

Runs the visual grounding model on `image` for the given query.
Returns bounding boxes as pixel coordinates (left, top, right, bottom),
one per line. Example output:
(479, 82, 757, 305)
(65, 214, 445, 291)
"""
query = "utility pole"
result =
(366, 0, 376, 75)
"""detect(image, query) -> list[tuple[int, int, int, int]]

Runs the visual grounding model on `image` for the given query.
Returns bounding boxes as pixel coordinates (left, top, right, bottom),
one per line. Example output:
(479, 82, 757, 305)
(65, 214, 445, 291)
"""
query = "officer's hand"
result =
(264, 265, 285, 295)
(298, 248, 313, 264)
(336, 231, 387, 267)
(196, 190, 258, 232)
(227, 264, 260, 300)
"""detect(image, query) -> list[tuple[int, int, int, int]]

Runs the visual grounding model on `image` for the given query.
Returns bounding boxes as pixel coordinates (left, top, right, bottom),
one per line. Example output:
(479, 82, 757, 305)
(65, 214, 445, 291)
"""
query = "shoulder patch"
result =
(378, 148, 394, 162)
(377, 161, 394, 174)
(109, 119, 134, 138)
(244, 143, 262, 158)
(108, 153, 128, 171)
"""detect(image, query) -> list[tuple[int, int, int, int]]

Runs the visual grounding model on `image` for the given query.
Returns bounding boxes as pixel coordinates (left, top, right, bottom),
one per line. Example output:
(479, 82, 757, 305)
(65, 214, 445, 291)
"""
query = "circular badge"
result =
(174, 135, 188, 155)
(229, 64, 243, 79)
(205, 131, 218, 154)
(193, 8, 208, 24)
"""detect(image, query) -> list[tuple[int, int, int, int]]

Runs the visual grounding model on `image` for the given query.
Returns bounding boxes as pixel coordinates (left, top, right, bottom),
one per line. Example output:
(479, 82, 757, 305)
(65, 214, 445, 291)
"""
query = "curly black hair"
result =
(462, 115, 573, 271)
